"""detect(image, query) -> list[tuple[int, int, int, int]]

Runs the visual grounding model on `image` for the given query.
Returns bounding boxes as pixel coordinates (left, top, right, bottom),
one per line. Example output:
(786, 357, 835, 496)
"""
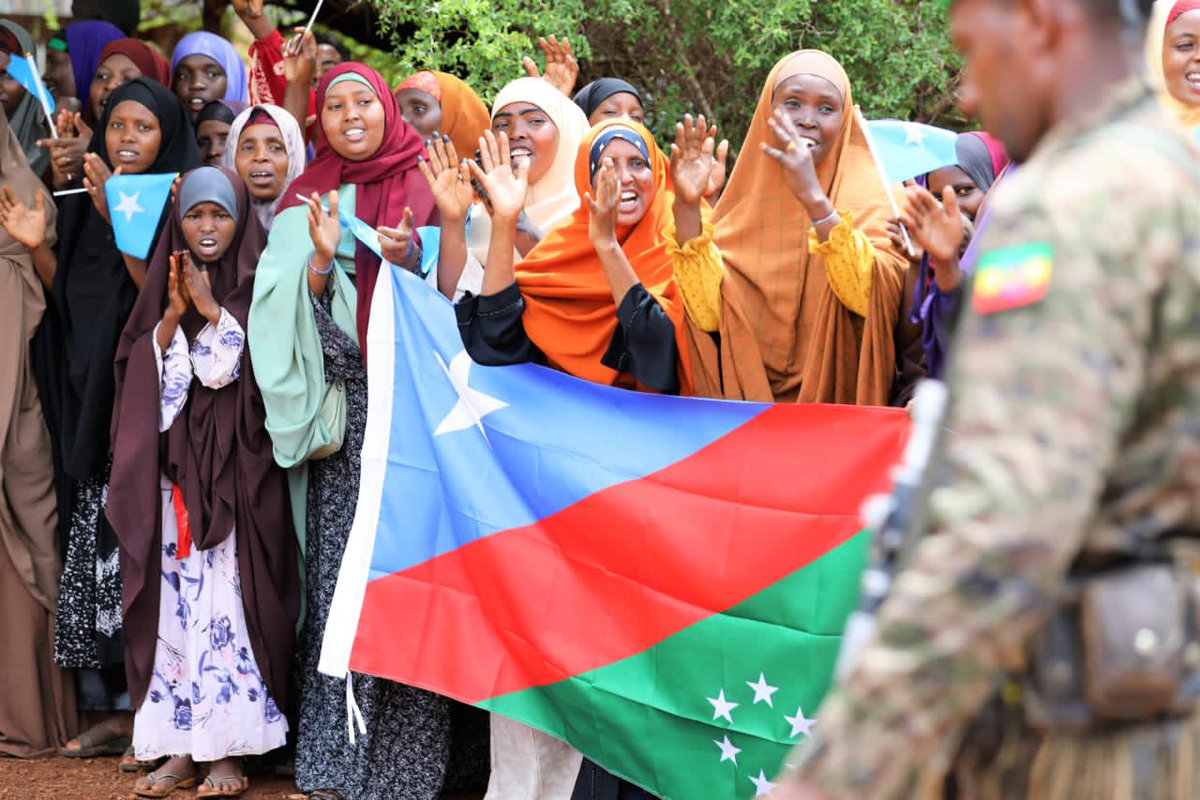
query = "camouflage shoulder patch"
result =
(972, 241, 1054, 315)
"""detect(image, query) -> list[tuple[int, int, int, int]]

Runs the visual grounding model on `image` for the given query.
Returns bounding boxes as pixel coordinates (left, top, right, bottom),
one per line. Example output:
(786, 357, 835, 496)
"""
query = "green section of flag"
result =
(480, 531, 869, 800)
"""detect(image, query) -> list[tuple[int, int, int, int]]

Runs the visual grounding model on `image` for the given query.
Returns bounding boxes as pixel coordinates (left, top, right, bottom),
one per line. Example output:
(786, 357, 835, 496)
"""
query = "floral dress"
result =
(131, 310, 289, 762)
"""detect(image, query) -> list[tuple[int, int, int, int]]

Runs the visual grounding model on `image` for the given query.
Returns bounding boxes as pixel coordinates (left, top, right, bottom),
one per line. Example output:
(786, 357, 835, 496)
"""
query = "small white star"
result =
(713, 735, 741, 765)
(785, 705, 816, 739)
(903, 123, 928, 149)
(706, 689, 739, 724)
(748, 769, 777, 797)
(113, 189, 144, 223)
(746, 672, 779, 708)
(433, 350, 508, 438)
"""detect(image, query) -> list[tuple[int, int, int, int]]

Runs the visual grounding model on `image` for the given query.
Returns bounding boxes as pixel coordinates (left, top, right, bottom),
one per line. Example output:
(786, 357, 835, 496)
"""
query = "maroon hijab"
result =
(107, 166, 299, 711)
(97, 38, 171, 88)
(280, 62, 437, 361)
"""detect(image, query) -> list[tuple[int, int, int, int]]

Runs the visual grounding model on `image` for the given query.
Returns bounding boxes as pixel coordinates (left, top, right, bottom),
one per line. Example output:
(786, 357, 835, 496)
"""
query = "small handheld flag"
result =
(855, 108, 914, 255)
(106, 172, 178, 259)
(863, 120, 959, 185)
(6, 54, 57, 140)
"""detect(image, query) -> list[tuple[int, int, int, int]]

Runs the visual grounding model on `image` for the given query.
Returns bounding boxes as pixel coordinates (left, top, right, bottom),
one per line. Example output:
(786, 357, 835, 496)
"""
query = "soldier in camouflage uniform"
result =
(771, 0, 1200, 797)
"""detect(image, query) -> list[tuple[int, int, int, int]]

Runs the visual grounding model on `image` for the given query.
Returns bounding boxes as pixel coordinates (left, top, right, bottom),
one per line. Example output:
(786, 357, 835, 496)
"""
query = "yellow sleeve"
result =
(808, 211, 875, 317)
(666, 216, 723, 333)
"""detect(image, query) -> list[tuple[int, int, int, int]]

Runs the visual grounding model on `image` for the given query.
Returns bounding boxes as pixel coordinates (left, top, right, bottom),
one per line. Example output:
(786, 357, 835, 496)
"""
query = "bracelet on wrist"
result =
(308, 251, 334, 275)
(811, 207, 840, 228)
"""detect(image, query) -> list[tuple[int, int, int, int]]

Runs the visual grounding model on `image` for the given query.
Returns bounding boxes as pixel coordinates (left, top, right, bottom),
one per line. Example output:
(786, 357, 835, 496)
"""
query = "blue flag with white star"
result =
(3, 54, 55, 115)
(106, 172, 177, 259)
(865, 120, 958, 185)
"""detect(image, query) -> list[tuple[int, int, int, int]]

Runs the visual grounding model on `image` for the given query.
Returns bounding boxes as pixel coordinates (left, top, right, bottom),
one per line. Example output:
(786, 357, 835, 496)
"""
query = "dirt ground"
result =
(0, 756, 487, 800)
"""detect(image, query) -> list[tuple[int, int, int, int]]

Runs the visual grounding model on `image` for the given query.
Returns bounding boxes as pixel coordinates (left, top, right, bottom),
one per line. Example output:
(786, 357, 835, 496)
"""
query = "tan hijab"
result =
(694, 50, 907, 405)
(0, 107, 60, 610)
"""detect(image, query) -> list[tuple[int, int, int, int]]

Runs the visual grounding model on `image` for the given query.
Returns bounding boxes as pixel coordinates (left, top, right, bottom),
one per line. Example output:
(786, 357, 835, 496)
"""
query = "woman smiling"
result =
(249, 62, 447, 800)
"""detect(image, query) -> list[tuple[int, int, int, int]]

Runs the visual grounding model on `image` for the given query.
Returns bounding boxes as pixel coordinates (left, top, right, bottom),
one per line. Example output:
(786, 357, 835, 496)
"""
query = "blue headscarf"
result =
(64, 21, 124, 119)
(170, 31, 248, 103)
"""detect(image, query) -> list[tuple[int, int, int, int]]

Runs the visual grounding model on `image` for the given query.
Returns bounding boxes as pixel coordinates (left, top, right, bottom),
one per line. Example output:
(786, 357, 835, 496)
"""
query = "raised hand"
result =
(180, 250, 221, 324)
(670, 114, 720, 207)
(303, 189, 341, 270)
(887, 218, 923, 266)
(232, 0, 273, 40)
(0, 185, 49, 251)
(379, 207, 418, 269)
(522, 35, 578, 97)
(900, 183, 963, 266)
(705, 124, 730, 198)
(585, 157, 620, 247)
(417, 135, 474, 222)
(166, 252, 193, 320)
(82, 153, 119, 222)
(40, 110, 91, 188)
(467, 130, 528, 224)
(762, 108, 825, 214)
(283, 27, 317, 87)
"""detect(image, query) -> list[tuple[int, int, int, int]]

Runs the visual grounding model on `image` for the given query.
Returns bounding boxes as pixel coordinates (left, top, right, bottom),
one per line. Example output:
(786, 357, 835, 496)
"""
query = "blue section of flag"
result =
(106, 172, 176, 259)
(338, 208, 383, 259)
(866, 120, 958, 184)
(364, 266, 765, 580)
(5, 55, 54, 114)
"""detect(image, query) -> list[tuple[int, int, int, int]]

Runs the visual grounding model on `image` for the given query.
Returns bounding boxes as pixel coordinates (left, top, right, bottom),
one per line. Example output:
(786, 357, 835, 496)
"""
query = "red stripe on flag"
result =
(349, 404, 906, 702)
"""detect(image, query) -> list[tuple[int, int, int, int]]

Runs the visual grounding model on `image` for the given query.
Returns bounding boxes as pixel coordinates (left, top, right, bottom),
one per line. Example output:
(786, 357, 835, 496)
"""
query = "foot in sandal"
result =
(60, 714, 132, 757)
(197, 757, 249, 798)
(133, 755, 197, 798)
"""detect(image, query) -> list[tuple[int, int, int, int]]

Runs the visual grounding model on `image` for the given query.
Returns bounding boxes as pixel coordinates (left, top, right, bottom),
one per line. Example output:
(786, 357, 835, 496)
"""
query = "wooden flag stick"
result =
(25, 53, 58, 140)
(855, 105, 914, 256)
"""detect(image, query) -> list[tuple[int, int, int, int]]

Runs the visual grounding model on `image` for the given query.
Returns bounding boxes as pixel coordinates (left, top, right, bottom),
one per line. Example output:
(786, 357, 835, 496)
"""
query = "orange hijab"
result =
(702, 50, 907, 405)
(395, 70, 491, 157)
(514, 119, 693, 394)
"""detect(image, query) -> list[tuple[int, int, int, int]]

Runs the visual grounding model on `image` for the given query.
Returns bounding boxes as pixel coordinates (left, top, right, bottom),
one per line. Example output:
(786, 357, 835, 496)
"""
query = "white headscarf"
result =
(466, 77, 588, 263)
(221, 104, 306, 231)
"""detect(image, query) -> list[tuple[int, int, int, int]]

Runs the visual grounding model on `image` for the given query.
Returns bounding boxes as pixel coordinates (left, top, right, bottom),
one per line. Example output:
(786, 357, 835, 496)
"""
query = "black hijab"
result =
(572, 78, 642, 118)
(50, 77, 200, 482)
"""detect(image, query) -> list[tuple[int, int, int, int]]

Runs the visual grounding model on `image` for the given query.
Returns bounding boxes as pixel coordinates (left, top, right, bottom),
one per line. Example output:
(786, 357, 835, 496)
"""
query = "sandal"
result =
(133, 768, 198, 798)
(196, 774, 249, 798)
(60, 720, 131, 758)
(119, 746, 160, 773)
(305, 790, 347, 800)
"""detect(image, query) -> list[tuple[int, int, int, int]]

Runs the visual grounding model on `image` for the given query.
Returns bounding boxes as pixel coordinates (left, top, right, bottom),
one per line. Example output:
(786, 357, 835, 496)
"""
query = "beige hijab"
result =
(465, 77, 588, 263)
(0, 107, 60, 610)
(1147, 0, 1200, 127)
(694, 50, 907, 405)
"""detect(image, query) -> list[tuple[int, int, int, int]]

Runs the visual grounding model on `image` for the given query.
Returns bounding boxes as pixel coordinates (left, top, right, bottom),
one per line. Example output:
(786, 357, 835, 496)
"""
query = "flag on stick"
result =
(106, 172, 177, 259)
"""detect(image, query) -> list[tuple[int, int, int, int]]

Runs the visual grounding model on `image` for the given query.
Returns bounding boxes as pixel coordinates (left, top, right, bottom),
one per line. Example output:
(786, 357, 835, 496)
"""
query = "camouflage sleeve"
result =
(793, 145, 1182, 798)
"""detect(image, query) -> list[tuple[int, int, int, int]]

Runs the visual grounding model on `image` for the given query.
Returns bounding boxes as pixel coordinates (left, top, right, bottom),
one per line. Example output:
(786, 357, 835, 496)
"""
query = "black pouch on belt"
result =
(1024, 562, 1200, 732)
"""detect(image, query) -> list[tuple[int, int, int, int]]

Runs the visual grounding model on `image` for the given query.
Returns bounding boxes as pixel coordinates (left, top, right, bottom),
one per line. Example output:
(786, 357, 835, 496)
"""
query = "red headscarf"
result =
(514, 119, 692, 394)
(280, 62, 437, 361)
(97, 38, 171, 87)
(1168, 0, 1200, 27)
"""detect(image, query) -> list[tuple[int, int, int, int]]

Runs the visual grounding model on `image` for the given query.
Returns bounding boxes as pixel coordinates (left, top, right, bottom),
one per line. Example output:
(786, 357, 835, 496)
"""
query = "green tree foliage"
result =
(372, 0, 962, 153)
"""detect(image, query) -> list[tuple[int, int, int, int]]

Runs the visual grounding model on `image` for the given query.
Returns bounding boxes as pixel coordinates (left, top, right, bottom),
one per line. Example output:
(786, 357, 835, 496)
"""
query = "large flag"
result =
(865, 119, 958, 184)
(321, 267, 909, 799)
(105, 172, 177, 259)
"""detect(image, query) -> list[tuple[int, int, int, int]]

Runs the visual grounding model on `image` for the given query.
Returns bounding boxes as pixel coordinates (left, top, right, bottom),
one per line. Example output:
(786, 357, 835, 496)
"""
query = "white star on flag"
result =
(749, 769, 777, 797)
(785, 705, 816, 738)
(713, 735, 741, 765)
(114, 190, 144, 223)
(746, 672, 779, 708)
(433, 350, 508, 438)
(903, 124, 928, 149)
(706, 689, 738, 724)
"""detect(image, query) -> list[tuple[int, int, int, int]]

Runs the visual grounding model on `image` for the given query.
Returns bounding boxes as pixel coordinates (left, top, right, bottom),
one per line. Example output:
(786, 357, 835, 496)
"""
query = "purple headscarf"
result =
(66, 20, 124, 119)
(170, 31, 248, 103)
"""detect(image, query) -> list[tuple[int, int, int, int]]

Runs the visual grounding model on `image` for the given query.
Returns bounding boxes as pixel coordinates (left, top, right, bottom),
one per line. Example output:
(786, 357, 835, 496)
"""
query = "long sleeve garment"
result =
(154, 308, 244, 430)
(792, 81, 1200, 799)
(456, 281, 681, 394)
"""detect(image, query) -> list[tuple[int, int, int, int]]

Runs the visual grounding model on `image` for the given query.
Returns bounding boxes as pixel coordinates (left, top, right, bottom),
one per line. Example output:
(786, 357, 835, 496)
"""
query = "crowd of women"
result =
(0, 0, 1197, 798)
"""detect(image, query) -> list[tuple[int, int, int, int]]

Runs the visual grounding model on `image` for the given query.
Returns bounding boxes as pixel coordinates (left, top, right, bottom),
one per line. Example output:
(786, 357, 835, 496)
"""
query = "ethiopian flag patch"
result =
(972, 241, 1054, 315)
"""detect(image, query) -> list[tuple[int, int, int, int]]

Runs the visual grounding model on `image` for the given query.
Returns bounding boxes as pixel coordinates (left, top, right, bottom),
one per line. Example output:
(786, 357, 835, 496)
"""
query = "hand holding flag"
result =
(82, 153, 119, 221)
